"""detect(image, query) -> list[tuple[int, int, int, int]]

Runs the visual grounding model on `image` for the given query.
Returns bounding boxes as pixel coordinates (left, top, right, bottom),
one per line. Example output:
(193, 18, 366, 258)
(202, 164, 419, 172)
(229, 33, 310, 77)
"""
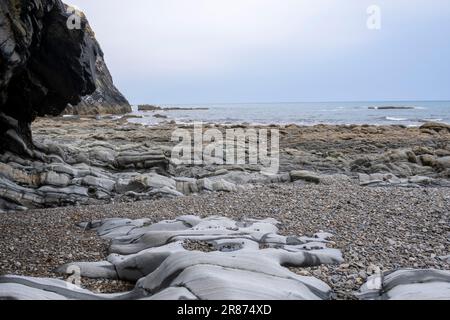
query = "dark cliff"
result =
(64, 51, 131, 115)
(64, 14, 131, 116)
(0, 0, 122, 155)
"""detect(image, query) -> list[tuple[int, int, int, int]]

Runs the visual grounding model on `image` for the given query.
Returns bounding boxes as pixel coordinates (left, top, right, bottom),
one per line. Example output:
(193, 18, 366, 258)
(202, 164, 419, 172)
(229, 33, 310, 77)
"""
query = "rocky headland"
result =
(63, 27, 131, 116)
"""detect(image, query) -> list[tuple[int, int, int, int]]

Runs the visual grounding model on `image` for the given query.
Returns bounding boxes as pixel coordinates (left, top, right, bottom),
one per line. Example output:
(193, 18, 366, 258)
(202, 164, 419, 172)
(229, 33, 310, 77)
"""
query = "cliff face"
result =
(64, 52, 131, 115)
(0, 0, 111, 155)
(64, 28, 131, 115)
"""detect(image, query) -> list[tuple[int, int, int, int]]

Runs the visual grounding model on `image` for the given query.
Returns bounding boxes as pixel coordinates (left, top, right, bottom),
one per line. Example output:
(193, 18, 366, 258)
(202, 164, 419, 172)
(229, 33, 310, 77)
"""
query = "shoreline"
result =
(53, 113, 450, 128)
(123, 101, 450, 128)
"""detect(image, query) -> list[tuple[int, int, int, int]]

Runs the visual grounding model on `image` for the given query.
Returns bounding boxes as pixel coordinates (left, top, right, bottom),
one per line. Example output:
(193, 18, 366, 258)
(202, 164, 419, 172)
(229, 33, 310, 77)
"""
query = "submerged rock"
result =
(368, 106, 415, 110)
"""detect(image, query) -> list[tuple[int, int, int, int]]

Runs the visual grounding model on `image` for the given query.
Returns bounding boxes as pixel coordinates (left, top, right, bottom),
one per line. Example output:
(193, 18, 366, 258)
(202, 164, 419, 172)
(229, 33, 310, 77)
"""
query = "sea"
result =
(128, 101, 450, 127)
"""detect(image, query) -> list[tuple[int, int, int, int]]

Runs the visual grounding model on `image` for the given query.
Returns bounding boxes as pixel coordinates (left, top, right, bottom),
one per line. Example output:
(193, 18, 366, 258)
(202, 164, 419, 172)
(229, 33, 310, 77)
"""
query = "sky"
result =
(68, 0, 450, 105)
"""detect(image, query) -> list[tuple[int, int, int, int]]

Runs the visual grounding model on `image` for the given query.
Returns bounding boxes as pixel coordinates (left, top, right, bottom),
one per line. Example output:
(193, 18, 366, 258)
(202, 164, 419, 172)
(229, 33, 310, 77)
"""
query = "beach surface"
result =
(0, 181, 449, 299)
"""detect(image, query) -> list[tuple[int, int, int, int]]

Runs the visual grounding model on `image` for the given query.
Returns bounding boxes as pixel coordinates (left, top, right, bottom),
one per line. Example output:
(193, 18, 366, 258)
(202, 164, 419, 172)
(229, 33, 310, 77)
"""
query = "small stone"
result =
(387, 239, 396, 246)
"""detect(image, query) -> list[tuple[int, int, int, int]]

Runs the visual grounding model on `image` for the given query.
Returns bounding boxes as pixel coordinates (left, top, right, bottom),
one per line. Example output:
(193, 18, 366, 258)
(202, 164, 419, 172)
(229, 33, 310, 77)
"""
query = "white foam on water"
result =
(385, 117, 408, 121)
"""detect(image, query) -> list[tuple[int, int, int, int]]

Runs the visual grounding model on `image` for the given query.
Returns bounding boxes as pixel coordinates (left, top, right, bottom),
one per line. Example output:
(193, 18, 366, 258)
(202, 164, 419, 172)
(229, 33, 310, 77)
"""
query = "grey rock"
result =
(290, 171, 321, 184)
(81, 176, 116, 192)
(0, 216, 344, 300)
(408, 176, 433, 185)
(436, 157, 450, 169)
(57, 262, 118, 280)
(437, 255, 450, 263)
(134, 173, 176, 190)
(357, 269, 450, 300)
(115, 179, 145, 194)
(212, 179, 237, 192)
(40, 172, 71, 187)
(175, 177, 200, 194)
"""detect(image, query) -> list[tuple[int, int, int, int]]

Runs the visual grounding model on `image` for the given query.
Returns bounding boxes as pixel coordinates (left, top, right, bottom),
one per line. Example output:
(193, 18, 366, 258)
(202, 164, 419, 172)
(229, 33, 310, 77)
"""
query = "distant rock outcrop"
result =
(138, 105, 161, 111)
(368, 106, 415, 110)
(138, 105, 209, 111)
(0, 0, 101, 155)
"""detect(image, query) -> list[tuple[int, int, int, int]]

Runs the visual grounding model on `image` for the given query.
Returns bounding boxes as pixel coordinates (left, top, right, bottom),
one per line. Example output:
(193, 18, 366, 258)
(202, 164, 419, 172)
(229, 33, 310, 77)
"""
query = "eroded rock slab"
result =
(0, 143, 294, 211)
(357, 269, 450, 300)
(0, 216, 343, 300)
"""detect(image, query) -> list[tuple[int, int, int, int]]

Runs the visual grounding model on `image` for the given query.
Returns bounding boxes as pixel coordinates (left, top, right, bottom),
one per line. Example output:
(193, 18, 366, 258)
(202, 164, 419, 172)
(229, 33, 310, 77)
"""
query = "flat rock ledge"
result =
(0, 145, 295, 212)
(0, 216, 344, 300)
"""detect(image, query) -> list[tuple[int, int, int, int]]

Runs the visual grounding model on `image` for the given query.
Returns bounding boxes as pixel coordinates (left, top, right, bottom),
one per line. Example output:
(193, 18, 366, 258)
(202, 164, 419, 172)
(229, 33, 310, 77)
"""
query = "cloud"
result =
(71, 0, 370, 76)
(69, 0, 450, 103)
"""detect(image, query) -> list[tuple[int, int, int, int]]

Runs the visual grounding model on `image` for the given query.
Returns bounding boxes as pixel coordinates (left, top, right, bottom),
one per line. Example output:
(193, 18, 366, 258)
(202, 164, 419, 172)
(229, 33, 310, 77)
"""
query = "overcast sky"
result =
(68, 0, 450, 104)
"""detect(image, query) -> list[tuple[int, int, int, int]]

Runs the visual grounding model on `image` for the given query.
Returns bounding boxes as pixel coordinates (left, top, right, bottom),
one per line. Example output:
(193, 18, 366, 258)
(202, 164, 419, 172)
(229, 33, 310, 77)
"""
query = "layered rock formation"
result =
(0, 137, 289, 212)
(0, 1, 136, 211)
(1, 215, 448, 300)
(357, 269, 450, 300)
(0, 0, 102, 155)
(2, 114, 450, 212)
(0, 216, 344, 300)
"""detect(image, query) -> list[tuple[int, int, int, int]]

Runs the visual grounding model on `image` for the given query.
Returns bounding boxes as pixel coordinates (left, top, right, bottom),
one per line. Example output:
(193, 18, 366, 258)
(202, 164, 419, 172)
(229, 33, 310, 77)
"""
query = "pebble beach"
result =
(1, 180, 448, 299)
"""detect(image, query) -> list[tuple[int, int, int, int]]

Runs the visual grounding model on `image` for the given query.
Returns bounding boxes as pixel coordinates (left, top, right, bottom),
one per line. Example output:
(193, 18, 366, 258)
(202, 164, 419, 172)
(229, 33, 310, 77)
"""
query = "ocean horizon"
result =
(129, 100, 450, 127)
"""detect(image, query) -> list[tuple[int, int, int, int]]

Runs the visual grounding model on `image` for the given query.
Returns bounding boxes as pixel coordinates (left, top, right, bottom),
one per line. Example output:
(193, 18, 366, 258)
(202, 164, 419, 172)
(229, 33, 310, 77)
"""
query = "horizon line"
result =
(131, 99, 450, 106)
